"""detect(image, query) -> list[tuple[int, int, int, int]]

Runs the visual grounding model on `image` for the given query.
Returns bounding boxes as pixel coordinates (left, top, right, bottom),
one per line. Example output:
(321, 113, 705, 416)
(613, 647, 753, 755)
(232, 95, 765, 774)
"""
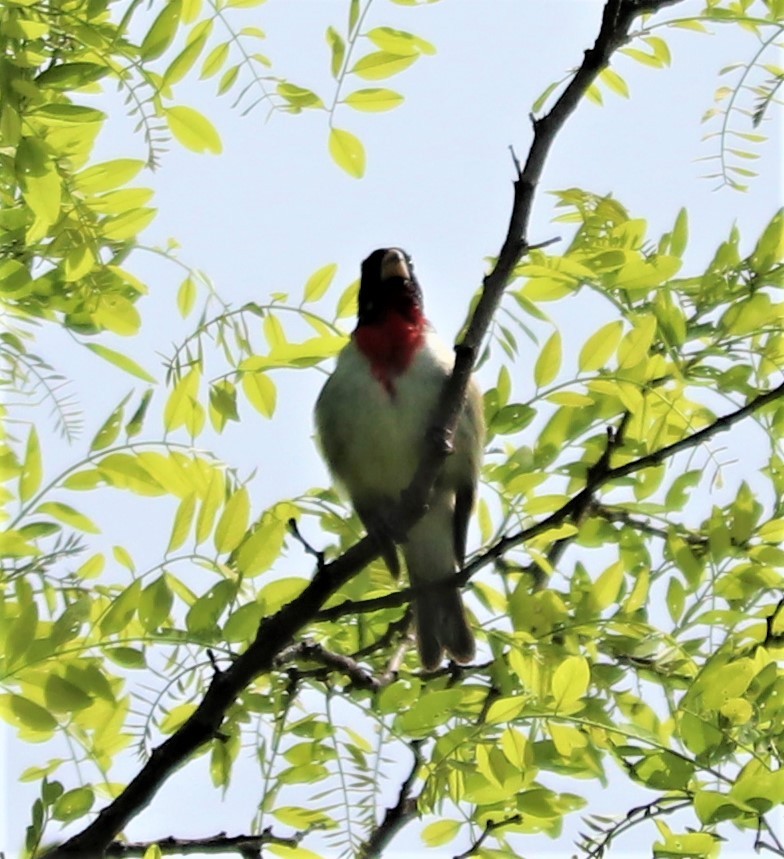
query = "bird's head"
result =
(357, 247, 424, 328)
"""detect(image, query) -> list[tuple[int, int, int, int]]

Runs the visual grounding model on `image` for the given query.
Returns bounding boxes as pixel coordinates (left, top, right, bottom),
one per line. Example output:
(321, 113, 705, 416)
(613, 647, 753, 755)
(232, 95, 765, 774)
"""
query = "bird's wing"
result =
(453, 483, 475, 570)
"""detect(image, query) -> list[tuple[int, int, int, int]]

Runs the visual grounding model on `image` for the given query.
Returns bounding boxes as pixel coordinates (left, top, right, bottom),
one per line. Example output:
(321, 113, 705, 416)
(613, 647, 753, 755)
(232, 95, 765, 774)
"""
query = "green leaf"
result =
(326, 26, 345, 78)
(166, 106, 222, 154)
(224, 601, 264, 642)
(105, 647, 146, 669)
(617, 314, 656, 370)
(394, 689, 464, 735)
(666, 576, 686, 623)
(100, 580, 142, 636)
(534, 330, 562, 387)
(90, 393, 131, 451)
(600, 67, 630, 98)
(168, 492, 197, 553)
(277, 83, 323, 109)
(350, 51, 418, 80)
(1, 695, 57, 733)
(421, 820, 461, 847)
(140, 0, 182, 60)
(177, 275, 197, 317)
(578, 320, 624, 372)
(201, 42, 230, 79)
(750, 207, 783, 274)
(196, 468, 225, 545)
(209, 380, 239, 430)
(242, 370, 277, 418)
(35, 502, 100, 534)
(73, 159, 146, 194)
(303, 263, 338, 303)
(84, 343, 156, 383)
(344, 87, 404, 112)
(215, 487, 250, 554)
(164, 26, 210, 85)
(670, 207, 688, 257)
(186, 580, 234, 635)
(552, 655, 589, 712)
(126, 389, 154, 438)
(22, 168, 61, 227)
(328, 127, 365, 178)
(164, 367, 202, 432)
(139, 575, 173, 632)
(589, 560, 624, 611)
(19, 426, 42, 502)
(52, 786, 95, 822)
(366, 26, 435, 56)
(489, 403, 536, 436)
(44, 675, 92, 713)
(486, 696, 527, 725)
(235, 513, 286, 576)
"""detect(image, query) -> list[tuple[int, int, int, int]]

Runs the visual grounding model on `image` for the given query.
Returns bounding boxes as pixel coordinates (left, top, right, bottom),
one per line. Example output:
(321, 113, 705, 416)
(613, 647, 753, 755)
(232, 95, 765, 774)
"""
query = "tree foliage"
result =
(1, 1, 783, 858)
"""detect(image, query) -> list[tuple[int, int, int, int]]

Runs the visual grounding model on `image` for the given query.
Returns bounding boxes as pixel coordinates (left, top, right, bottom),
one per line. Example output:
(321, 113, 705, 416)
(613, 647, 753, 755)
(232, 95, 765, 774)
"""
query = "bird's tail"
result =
(413, 584, 474, 671)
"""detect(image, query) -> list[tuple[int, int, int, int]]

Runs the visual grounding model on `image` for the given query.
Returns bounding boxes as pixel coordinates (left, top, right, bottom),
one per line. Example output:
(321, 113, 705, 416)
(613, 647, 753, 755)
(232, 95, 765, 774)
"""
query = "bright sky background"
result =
(2, 1, 782, 857)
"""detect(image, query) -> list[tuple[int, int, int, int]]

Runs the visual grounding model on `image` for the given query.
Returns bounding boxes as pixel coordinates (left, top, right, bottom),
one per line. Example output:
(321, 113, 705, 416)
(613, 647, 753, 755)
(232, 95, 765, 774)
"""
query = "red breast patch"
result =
(354, 313, 425, 396)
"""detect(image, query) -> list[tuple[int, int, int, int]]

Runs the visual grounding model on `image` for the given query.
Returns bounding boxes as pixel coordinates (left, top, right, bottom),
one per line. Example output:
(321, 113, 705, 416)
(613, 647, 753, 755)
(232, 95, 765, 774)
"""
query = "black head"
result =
(357, 247, 424, 327)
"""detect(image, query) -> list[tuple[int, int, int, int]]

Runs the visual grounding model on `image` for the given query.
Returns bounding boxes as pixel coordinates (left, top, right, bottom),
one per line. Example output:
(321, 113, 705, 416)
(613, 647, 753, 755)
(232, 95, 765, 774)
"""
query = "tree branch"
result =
(316, 376, 784, 622)
(357, 741, 423, 859)
(104, 829, 303, 858)
(41, 3, 689, 856)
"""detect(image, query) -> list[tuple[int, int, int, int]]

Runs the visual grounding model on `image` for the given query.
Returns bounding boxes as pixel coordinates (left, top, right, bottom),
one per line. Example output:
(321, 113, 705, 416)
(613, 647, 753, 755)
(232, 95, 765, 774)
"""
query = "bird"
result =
(314, 247, 484, 670)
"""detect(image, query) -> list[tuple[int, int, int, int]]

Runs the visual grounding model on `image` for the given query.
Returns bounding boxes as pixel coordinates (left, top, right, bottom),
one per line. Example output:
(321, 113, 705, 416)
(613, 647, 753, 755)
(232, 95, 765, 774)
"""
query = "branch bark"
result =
(356, 742, 423, 859)
(41, 2, 689, 856)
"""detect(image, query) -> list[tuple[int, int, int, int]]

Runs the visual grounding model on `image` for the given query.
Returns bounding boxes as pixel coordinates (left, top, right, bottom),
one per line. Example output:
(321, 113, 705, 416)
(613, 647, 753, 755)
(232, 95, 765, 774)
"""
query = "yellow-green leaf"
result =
(168, 492, 197, 553)
(589, 560, 624, 611)
(242, 371, 277, 418)
(20, 426, 42, 502)
(421, 819, 461, 848)
(552, 655, 589, 712)
(343, 87, 404, 112)
(36, 502, 100, 534)
(84, 343, 156, 383)
(326, 25, 345, 78)
(534, 330, 562, 387)
(600, 67, 630, 98)
(236, 513, 286, 576)
(195, 468, 224, 545)
(215, 487, 250, 554)
(303, 263, 338, 303)
(90, 393, 131, 451)
(578, 320, 624, 372)
(45, 675, 93, 713)
(350, 51, 418, 80)
(164, 367, 201, 432)
(140, 0, 182, 60)
(166, 106, 222, 154)
(177, 276, 197, 317)
(100, 579, 142, 636)
(200, 41, 229, 79)
(328, 127, 365, 178)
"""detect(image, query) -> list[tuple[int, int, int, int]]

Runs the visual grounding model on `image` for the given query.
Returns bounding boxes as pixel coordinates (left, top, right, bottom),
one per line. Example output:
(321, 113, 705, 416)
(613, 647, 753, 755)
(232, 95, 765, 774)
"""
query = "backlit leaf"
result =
(534, 330, 562, 387)
(303, 263, 338, 303)
(166, 106, 222, 154)
(20, 426, 42, 502)
(328, 127, 365, 178)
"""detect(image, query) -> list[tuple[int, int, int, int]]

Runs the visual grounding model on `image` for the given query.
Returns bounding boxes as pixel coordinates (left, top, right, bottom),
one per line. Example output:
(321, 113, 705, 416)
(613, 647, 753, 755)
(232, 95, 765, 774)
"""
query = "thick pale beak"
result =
(380, 248, 410, 281)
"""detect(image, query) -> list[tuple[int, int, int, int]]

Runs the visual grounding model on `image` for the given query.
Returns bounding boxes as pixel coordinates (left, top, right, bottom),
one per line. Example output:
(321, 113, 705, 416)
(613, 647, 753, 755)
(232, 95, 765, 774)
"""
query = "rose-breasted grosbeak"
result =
(315, 248, 484, 669)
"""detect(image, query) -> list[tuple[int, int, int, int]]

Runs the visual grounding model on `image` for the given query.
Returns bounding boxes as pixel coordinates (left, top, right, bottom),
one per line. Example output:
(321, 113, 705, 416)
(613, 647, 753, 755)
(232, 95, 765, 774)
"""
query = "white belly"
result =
(316, 332, 453, 502)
